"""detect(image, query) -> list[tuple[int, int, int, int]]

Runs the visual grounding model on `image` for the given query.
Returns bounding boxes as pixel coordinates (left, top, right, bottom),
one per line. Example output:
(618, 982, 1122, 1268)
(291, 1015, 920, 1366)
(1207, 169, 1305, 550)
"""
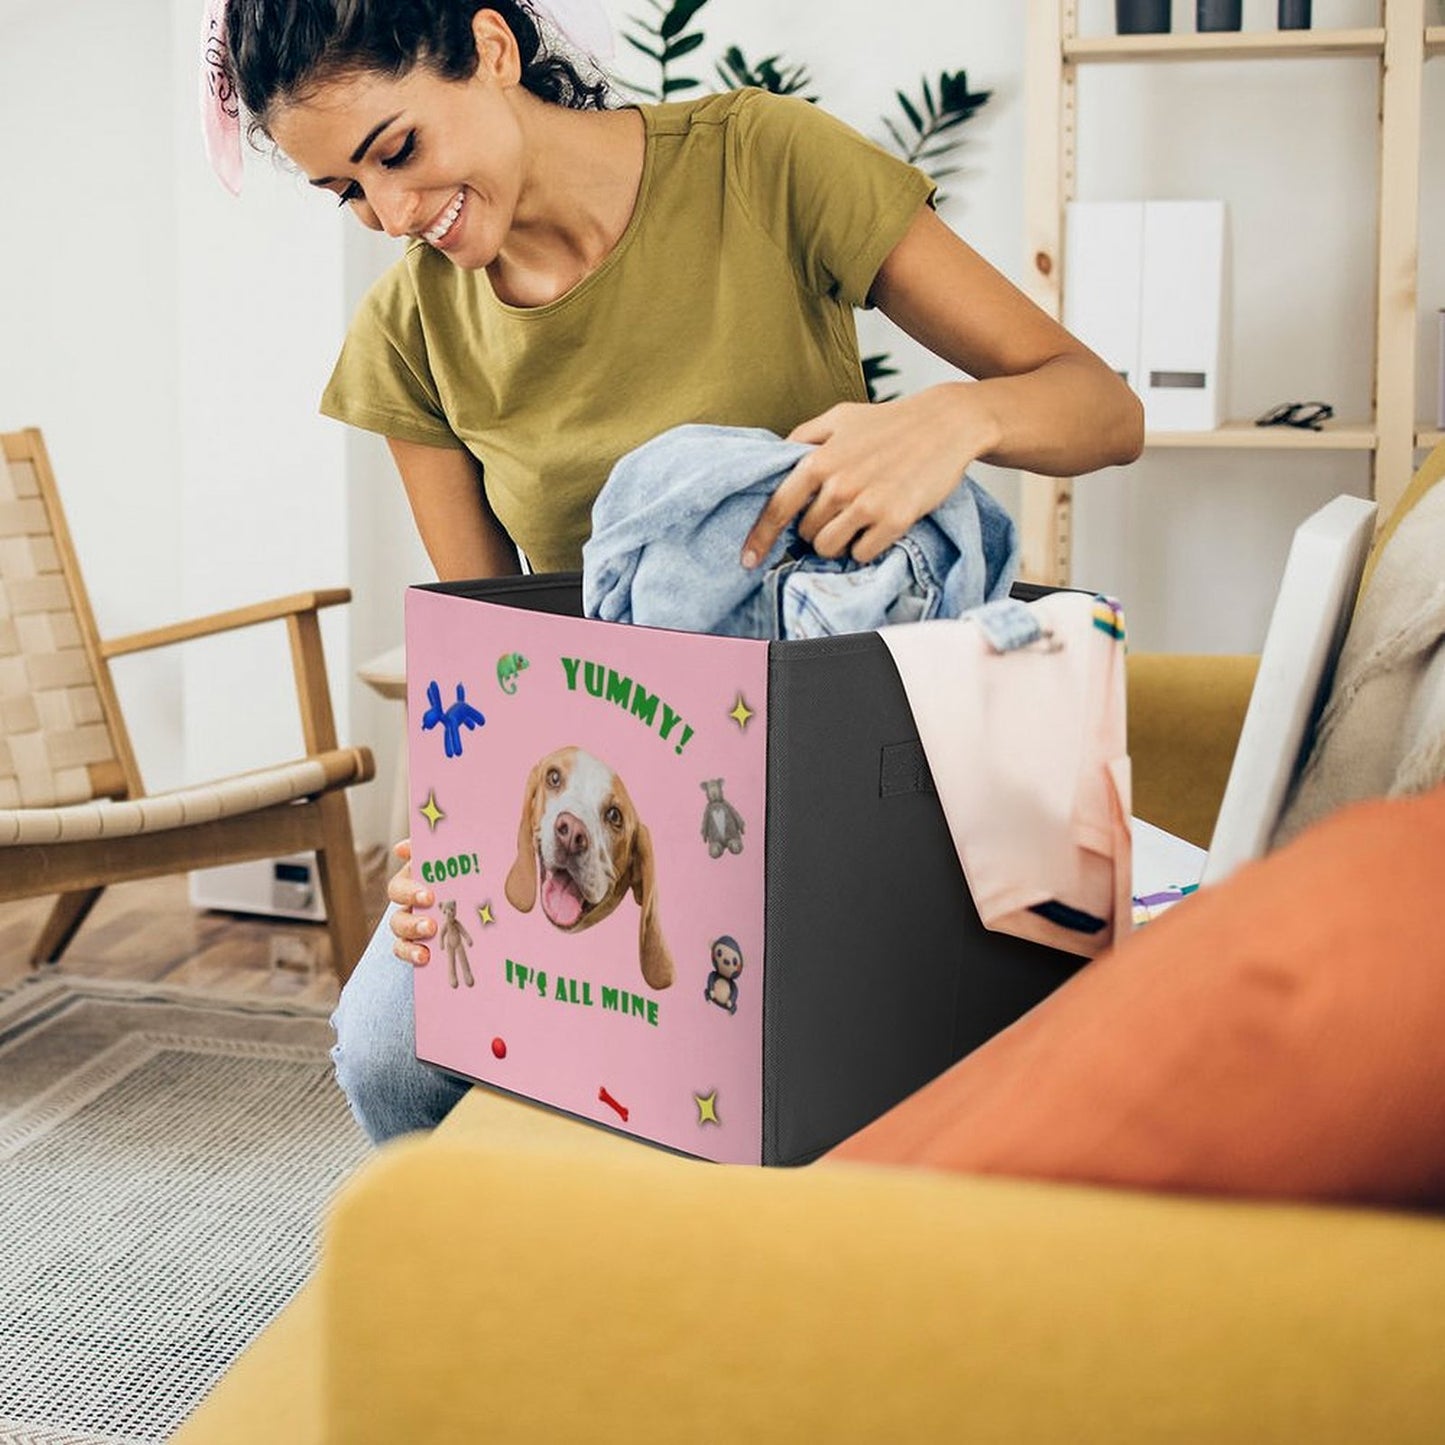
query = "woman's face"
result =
(267, 12, 525, 270)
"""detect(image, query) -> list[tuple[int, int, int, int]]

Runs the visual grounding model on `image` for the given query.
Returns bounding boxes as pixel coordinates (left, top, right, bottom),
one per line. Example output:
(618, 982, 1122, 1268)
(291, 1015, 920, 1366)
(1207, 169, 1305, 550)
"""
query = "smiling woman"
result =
(214, 0, 1141, 1145)
(231, 0, 610, 267)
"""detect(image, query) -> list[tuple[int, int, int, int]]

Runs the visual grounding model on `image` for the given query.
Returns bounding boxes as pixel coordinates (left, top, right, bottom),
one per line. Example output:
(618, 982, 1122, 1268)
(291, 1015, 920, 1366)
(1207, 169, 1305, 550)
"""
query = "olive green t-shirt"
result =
(320, 88, 935, 573)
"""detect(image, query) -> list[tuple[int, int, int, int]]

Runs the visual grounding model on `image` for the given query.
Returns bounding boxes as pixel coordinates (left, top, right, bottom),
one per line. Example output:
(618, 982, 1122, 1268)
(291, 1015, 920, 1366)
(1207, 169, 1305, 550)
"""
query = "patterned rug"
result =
(0, 975, 370, 1444)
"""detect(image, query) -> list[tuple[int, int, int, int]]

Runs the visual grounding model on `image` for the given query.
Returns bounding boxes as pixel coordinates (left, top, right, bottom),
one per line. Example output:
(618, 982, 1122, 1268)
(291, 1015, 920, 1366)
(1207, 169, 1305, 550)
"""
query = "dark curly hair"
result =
(225, 0, 610, 135)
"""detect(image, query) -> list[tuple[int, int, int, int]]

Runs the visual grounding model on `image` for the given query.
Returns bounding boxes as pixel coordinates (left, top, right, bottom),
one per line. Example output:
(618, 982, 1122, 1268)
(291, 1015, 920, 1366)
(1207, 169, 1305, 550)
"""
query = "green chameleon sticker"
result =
(496, 652, 529, 695)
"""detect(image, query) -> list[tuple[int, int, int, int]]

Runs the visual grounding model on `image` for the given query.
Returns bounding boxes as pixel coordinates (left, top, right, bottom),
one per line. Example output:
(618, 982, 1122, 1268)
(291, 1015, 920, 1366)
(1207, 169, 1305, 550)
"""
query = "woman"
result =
(221, 0, 1142, 1142)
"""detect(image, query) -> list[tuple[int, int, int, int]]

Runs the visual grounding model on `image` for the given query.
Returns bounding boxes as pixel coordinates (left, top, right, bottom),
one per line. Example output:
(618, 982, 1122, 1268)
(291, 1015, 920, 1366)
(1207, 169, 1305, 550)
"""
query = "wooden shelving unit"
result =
(1143, 421, 1378, 451)
(1020, 0, 1429, 586)
(1065, 28, 1386, 61)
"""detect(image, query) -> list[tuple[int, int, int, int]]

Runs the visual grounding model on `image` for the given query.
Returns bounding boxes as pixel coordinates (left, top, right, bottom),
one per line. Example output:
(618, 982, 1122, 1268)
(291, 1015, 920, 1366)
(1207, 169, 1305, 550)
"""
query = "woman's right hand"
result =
(387, 838, 436, 967)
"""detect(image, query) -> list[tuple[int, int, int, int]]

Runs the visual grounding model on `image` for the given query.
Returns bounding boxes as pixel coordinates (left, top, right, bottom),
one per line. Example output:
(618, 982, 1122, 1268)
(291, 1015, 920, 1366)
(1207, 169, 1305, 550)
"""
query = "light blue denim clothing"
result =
(582, 424, 1019, 639)
(330, 905, 471, 1144)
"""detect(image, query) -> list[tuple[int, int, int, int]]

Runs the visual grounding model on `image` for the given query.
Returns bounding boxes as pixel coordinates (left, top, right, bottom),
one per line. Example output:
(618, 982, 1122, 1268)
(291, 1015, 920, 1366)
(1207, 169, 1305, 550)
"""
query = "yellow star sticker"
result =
(477, 902, 495, 927)
(418, 789, 445, 831)
(694, 1090, 721, 1127)
(728, 694, 754, 730)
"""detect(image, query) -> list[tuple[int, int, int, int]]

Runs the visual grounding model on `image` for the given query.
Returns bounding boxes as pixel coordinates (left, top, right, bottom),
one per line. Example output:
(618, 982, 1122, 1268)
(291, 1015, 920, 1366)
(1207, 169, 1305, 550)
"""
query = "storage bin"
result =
(406, 575, 1085, 1164)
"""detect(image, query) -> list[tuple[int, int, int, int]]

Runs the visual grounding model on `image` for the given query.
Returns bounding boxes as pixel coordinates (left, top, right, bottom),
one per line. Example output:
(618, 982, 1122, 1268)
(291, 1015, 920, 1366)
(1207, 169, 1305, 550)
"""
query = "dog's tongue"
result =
(541, 868, 585, 928)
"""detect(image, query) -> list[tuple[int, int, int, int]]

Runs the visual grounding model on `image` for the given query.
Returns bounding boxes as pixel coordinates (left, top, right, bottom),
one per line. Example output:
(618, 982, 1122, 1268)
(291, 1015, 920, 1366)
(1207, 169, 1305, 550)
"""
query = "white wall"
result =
(0, 0, 184, 789)
(3, 0, 1442, 853)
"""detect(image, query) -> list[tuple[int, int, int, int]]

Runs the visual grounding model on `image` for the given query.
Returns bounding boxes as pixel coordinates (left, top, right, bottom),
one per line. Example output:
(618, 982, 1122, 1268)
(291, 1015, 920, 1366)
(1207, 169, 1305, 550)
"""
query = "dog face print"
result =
(504, 746, 674, 990)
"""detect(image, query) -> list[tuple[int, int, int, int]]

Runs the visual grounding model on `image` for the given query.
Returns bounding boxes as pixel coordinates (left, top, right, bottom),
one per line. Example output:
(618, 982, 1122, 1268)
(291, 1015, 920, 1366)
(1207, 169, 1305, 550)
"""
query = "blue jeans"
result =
(329, 905, 471, 1143)
(582, 424, 1018, 637)
(765, 533, 940, 638)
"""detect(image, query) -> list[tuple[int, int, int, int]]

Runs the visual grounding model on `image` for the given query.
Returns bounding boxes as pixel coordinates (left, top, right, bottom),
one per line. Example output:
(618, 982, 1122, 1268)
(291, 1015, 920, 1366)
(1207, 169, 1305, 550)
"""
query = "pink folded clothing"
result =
(879, 593, 1132, 956)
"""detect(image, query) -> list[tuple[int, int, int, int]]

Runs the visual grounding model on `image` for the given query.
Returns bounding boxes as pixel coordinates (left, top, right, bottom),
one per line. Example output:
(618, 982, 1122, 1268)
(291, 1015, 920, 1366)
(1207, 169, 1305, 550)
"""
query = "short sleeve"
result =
(319, 259, 464, 448)
(728, 90, 936, 309)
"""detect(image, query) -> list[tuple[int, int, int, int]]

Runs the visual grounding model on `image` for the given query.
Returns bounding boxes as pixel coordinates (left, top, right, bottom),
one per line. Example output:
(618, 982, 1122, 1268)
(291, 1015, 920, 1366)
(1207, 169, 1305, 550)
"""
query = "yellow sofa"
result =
(173, 648, 1445, 1444)
(178, 444, 1445, 1444)
(178, 1078, 1445, 1445)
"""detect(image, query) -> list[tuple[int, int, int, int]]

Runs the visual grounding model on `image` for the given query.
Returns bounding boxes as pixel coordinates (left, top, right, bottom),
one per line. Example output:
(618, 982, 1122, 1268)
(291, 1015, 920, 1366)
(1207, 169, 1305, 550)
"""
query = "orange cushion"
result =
(831, 787, 1445, 1207)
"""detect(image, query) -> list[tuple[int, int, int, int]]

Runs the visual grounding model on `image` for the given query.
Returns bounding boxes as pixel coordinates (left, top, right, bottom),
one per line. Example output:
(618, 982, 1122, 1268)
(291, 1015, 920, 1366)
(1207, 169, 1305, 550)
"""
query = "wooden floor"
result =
(0, 867, 390, 1009)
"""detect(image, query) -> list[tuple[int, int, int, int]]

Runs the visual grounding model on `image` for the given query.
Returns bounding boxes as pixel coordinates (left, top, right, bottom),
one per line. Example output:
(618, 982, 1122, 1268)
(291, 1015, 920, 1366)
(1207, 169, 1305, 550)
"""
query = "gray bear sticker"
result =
(700, 779, 746, 859)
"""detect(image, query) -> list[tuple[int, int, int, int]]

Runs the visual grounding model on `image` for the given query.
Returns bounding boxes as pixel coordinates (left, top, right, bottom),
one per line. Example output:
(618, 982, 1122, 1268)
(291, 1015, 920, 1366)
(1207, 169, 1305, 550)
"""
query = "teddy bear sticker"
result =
(438, 899, 475, 990)
(699, 778, 745, 859)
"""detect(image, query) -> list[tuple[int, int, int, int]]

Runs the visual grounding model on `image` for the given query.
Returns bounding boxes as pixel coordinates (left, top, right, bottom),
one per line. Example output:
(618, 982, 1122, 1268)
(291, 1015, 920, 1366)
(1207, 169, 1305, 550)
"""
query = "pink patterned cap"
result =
(200, 0, 243, 196)
(199, 0, 615, 196)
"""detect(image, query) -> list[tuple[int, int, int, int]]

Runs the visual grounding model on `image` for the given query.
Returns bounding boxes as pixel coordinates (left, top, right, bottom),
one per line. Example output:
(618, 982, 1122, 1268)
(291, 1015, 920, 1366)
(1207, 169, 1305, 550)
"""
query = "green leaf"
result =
(940, 71, 991, 109)
(664, 31, 705, 60)
(931, 110, 976, 134)
(896, 90, 924, 134)
(623, 33, 665, 62)
(862, 352, 900, 403)
(660, 0, 710, 41)
(663, 75, 701, 93)
(876, 66, 995, 176)
(711, 43, 814, 98)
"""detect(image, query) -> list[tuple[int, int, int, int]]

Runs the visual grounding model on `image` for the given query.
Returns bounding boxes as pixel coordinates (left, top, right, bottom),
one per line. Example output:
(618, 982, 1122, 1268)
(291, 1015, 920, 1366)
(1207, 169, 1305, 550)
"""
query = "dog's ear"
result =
(503, 762, 542, 913)
(630, 821, 674, 991)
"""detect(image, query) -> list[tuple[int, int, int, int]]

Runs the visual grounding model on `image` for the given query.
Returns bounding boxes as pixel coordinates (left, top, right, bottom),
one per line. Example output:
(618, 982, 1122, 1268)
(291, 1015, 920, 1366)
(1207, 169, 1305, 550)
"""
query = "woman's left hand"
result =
(741, 383, 999, 569)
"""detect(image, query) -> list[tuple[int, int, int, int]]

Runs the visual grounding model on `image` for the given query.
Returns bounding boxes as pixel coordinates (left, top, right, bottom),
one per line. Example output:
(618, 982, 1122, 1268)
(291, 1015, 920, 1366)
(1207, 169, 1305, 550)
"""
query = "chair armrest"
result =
(1128, 652, 1259, 848)
(315, 1130, 1445, 1444)
(101, 590, 352, 755)
(99, 589, 353, 659)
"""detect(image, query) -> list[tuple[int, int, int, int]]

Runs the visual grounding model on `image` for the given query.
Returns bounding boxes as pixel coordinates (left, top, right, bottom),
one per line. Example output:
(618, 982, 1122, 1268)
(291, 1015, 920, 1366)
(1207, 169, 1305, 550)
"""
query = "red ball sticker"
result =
(491, 1037, 507, 1060)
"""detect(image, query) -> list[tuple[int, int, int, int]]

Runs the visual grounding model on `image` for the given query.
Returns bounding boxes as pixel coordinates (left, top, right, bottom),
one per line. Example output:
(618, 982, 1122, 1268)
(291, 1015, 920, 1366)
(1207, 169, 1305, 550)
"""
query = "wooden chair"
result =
(0, 427, 375, 980)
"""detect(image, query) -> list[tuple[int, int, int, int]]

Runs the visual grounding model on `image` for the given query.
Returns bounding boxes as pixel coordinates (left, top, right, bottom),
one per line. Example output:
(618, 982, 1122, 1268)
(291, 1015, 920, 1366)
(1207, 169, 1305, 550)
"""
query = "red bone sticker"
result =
(598, 1086, 629, 1123)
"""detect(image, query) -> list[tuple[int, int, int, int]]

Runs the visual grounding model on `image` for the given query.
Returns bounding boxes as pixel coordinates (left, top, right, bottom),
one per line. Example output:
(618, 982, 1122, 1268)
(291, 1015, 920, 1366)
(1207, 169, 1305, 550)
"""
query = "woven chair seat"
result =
(0, 748, 370, 847)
